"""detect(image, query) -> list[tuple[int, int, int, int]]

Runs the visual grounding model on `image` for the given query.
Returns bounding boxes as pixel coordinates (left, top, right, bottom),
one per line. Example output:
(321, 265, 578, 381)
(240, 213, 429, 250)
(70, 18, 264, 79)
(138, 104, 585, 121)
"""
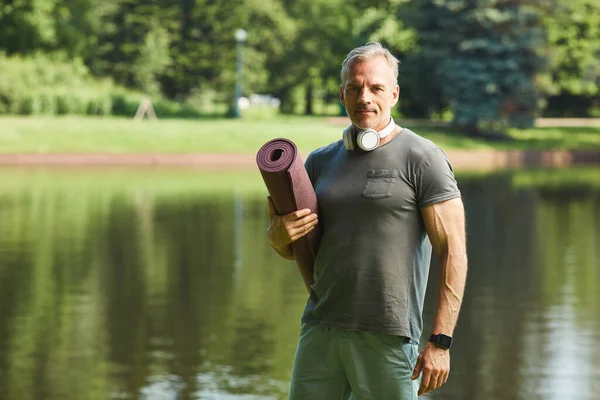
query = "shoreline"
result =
(0, 150, 598, 171)
(326, 117, 600, 128)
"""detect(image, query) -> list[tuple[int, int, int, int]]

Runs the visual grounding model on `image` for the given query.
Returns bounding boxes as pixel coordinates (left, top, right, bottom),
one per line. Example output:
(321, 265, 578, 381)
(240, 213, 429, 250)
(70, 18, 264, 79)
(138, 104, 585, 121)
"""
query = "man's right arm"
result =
(267, 196, 318, 260)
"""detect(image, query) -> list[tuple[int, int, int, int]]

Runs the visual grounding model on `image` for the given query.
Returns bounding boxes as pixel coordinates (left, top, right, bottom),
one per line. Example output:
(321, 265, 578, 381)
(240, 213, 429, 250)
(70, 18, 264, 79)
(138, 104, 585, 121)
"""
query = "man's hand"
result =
(267, 196, 318, 250)
(411, 342, 450, 396)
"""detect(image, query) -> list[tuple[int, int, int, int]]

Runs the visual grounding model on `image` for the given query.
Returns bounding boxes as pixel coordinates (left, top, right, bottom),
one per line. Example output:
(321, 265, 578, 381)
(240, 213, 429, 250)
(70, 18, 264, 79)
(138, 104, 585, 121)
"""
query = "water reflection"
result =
(0, 167, 598, 400)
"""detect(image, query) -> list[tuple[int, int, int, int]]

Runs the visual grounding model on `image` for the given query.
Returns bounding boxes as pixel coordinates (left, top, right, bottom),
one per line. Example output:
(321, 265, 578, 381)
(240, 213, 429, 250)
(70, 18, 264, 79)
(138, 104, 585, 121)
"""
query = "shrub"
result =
(86, 96, 112, 116)
(17, 94, 41, 115)
(0, 53, 208, 118)
(111, 92, 142, 116)
(56, 93, 86, 115)
(39, 91, 57, 114)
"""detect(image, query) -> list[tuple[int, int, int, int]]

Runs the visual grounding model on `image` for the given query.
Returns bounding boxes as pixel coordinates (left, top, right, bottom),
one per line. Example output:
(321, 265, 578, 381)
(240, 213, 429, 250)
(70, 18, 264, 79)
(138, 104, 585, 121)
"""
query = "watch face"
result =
(438, 334, 452, 349)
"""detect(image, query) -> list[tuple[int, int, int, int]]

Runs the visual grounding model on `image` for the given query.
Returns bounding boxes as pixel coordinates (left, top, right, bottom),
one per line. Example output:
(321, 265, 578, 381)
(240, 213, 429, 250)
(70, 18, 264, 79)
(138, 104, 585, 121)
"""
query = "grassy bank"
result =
(0, 116, 599, 154)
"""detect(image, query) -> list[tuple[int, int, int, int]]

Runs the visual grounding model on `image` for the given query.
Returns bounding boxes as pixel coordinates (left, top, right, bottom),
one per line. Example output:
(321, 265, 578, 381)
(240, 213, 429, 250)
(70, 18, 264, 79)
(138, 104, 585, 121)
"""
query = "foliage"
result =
(542, 0, 600, 117)
(0, 0, 598, 124)
(133, 24, 171, 96)
(0, 53, 205, 117)
(414, 0, 548, 134)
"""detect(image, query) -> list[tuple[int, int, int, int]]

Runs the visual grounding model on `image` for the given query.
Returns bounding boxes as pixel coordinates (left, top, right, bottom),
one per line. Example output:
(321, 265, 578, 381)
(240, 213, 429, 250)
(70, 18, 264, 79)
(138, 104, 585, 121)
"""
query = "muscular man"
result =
(267, 42, 467, 399)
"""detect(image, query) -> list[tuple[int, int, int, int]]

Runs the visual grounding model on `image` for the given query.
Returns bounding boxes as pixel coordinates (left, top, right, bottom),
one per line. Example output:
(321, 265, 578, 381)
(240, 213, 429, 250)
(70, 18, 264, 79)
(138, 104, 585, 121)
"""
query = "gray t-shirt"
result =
(302, 128, 461, 342)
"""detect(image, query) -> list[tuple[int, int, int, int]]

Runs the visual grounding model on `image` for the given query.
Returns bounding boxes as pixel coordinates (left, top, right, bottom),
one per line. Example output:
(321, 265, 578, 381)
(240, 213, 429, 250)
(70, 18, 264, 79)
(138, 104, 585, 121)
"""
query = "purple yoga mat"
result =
(256, 138, 321, 292)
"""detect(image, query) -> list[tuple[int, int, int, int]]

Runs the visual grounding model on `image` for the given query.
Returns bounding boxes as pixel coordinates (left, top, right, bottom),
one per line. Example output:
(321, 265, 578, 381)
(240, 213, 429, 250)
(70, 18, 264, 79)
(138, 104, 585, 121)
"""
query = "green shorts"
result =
(289, 322, 420, 400)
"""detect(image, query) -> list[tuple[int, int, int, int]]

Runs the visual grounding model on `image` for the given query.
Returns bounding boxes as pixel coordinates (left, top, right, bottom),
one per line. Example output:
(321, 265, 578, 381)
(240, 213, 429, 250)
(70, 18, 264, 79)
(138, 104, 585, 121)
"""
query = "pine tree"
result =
(416, 0, 547, 134)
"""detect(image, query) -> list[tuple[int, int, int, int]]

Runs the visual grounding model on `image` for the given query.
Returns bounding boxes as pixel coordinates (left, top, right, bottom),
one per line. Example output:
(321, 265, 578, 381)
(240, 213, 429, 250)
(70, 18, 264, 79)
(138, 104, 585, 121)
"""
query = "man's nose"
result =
(358, 88, 371, 104)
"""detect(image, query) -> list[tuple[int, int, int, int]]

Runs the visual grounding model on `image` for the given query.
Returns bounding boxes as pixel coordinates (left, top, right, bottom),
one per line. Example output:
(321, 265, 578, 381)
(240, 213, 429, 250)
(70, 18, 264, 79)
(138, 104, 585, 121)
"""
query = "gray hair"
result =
(340, 42, 399, 85)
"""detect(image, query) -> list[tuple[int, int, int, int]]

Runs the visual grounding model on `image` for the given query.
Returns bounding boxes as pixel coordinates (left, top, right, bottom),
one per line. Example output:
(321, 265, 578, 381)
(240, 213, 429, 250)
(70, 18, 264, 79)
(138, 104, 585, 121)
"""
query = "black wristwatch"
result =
(429, 333, 453, 350)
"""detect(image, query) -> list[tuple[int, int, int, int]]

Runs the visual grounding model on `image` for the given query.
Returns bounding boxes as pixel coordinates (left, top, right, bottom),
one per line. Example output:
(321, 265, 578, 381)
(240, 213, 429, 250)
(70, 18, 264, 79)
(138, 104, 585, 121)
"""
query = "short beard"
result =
(352, 114, 383, 131)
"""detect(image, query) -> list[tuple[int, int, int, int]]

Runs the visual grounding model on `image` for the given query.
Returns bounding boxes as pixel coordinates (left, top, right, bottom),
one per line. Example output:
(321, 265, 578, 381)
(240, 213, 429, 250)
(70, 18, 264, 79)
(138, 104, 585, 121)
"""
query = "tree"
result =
(397, 0, 448, 118)
(542, 0, 600, 117)
(159, 0, 248, 99)
(134, 24, 171, 95)
(51, 0, 109, 59)
(415, 0, 547, 134)
(2, 0, 597, 119)
(254, 0, 417, 115)
(0, 0, 57, 54)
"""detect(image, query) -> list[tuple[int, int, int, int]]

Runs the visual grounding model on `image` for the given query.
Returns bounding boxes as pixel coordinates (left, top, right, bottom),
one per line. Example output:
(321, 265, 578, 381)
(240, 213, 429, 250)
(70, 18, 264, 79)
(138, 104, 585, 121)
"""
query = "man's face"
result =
(340, 56, 399, 131)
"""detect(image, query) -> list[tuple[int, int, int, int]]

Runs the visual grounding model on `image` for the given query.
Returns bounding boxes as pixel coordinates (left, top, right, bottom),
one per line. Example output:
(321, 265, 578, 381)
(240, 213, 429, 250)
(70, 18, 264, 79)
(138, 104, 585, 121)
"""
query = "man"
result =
(267, 42, 467, 399)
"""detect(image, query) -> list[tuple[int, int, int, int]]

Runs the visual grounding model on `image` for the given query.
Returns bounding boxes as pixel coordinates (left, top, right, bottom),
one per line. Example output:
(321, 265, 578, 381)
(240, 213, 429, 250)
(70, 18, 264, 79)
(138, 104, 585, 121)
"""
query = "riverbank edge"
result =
(0, 150, 598, 171)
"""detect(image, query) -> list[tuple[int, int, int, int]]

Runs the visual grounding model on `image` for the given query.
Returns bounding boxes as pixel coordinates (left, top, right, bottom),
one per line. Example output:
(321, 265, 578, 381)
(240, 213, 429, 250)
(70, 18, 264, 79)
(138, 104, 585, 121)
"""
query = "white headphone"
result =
(343, 117, 397, 152)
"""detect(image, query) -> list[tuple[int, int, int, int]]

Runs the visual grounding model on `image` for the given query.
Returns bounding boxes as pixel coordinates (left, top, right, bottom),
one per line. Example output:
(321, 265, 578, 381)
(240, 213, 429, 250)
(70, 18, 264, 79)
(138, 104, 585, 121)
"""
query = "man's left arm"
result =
(411, 197, 468, 396)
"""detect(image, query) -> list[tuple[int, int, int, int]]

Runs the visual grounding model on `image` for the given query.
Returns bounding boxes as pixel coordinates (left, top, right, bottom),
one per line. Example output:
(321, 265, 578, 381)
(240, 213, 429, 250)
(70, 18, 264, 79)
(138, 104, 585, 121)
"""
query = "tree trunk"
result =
(277, 88, 295, 114)
(304, 82, 313, 115)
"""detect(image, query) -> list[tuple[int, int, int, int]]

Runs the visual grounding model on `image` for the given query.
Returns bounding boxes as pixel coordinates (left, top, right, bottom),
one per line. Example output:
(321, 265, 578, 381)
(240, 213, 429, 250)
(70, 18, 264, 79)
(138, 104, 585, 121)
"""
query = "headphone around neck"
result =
(343, 118, 397, 152)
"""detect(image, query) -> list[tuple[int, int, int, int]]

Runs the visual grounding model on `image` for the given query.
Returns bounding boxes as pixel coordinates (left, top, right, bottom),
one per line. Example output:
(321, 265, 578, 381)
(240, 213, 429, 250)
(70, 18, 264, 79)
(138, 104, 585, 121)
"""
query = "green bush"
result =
(177, 103, 204, 118)
(0, 53, 209, 118)
(39, 92, 57, 114)
(110, 92, 142, 116)
(86, 96, 112, 116)
(56, 94, 86, 115)
(152, 98, 180, 117)
(17, 94, 41, 115)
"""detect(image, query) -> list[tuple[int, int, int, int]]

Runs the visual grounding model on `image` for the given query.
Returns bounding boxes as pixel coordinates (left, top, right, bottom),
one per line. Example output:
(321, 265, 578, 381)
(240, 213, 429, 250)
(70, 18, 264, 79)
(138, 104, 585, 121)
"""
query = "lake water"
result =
(0, 167, 598, 400)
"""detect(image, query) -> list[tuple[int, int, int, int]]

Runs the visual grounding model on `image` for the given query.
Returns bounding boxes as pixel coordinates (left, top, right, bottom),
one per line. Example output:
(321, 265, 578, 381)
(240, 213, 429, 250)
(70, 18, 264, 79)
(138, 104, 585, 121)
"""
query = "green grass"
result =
(0, 116, 599, 154)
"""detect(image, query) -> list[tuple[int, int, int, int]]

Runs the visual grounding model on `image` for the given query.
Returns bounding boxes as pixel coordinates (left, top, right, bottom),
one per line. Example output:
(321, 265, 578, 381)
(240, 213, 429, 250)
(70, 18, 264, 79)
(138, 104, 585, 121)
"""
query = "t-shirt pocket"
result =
(361, 169, 398, 199)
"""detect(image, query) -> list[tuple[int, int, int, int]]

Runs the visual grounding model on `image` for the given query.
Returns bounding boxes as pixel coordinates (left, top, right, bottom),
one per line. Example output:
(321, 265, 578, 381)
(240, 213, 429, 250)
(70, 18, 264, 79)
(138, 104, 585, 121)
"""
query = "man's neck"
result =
(378, 124, 402, 147)
(372, 115, 392, 133)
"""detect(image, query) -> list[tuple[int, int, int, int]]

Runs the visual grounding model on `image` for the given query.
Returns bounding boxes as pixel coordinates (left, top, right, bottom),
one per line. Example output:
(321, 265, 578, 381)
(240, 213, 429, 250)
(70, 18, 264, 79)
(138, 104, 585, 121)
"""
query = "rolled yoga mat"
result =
(256, 138, 321, 293)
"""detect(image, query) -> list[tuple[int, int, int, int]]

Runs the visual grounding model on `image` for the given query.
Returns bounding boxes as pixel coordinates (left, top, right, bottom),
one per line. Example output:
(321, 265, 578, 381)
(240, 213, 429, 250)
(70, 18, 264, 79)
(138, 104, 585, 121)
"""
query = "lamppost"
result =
(234, 28, 247, 118)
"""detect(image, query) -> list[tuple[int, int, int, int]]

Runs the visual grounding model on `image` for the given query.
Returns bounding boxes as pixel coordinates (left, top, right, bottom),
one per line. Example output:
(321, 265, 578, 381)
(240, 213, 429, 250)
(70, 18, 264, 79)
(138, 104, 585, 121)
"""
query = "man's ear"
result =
(391, 85, 400, 107)
(339, 84, 345, 107)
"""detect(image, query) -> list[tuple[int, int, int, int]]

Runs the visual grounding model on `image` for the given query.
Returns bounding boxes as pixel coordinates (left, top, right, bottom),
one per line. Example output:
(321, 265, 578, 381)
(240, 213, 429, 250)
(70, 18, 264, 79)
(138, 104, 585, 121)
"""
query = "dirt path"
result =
(326, 117, 600, 127)
(0, 150, 598, 171)
(535, 118, 600, 127)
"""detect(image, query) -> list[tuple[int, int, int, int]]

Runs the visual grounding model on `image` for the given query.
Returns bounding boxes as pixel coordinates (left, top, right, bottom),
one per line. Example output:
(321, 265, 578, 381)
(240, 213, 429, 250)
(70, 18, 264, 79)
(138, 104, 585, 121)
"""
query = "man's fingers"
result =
(421, 369, 438, 395)
(290, 225, 315, 242)
(423, 368, 446, 394)
(299, 224, 316, 237)
(286, 218, 319, 240)
(418, 369, 430, 396)
(431, 372, 444, 393)
(414, 347, 450, 395)
(439, 372, 447, 390)
(411, 356, 423, 380)
(268, 198, 314, 223)
(287, 213, 318, 229)
(283, 208, 313, 222)
(294, 218, 318, 235)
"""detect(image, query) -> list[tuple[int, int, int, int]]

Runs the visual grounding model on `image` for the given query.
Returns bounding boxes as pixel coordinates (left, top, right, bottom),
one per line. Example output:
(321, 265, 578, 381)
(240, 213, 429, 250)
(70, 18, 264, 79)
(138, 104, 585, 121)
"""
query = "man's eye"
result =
(373, 87, 383, 92)
(347, 87, 356, 92)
